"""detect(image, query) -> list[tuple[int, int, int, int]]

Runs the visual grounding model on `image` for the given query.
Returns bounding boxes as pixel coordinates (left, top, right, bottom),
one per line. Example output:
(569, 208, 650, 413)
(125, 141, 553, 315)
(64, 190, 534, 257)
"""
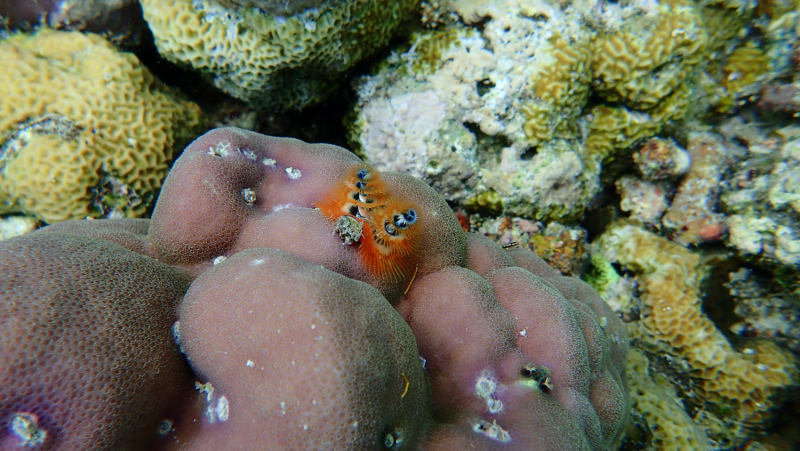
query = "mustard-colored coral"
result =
(584, 0, 706, 165)
(591, 0, 706, 110)
(596, 221, 797, 423)
(408, 28, 466, 76)
(584, 82, 692, 167)
(520, 31, 593, 144)
(627, 348, 712, 451)
(463, 189, 504, 217)
(0, 29, 203, 223)
(714, 45, 769, 113)
(140, 0, 419, 110)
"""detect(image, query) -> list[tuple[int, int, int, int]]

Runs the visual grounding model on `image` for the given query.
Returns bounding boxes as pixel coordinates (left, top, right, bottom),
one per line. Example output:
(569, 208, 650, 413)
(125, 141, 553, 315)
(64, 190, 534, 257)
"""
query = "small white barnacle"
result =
(262, 157, 277, 166)
(242, 188, 257, 204)
(215, 396, 230, 422)
(473, 419, 511, 443)
(241, 149, 257, 161)
(195, 381, 215, 402)
(208, 140, 231, 157)
(333, 215, 363, 245)
(286, 167, 302, 179)
(11, 413, 46, 446)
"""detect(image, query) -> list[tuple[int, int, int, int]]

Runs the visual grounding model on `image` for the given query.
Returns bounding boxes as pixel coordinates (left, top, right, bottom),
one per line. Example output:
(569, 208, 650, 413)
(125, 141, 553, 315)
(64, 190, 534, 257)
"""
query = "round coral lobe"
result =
(0, 230, 193, 451)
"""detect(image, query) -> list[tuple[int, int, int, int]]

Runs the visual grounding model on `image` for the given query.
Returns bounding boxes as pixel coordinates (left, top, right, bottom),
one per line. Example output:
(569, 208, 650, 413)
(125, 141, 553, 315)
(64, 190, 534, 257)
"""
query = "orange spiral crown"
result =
(314, 163, 421, 281)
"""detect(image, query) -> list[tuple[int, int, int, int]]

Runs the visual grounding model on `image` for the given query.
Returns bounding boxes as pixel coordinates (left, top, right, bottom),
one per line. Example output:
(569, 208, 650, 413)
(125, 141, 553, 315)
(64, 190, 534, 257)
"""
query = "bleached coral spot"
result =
(473, 419, 511, 443)
(286, 167, 302, 179)
(10, 413, 47, 447)
(215, 396, 230, 422)
(475, 371, 504, 414)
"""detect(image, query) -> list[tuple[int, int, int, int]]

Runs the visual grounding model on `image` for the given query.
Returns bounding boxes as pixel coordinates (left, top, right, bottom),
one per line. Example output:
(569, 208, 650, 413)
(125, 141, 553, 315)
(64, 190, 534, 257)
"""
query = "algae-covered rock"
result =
(722, 128, 800, 269)
(350, 0, 711, 221)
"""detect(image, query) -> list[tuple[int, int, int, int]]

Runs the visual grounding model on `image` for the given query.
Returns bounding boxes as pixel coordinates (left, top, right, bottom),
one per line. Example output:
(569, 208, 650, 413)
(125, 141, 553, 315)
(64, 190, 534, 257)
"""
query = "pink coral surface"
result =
(0, 128, 629, 450)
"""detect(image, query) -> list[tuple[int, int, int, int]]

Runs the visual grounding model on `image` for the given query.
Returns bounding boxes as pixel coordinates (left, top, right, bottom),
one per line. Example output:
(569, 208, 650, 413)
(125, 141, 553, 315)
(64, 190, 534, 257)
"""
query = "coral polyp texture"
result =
(594, 220, 797, 424)
(0, 29, 203, 223)
(349, 0, 709, 220)
(139, 0, 419, 110)
(175, 248, 432, 450)
(0, 128, 630, 450)
(0, 224, 194, 450)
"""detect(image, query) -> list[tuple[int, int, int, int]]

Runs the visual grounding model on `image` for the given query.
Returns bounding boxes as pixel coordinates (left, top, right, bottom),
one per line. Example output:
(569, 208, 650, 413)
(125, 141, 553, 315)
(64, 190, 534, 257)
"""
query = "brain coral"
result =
(0, 127, 630, 450)
(139, 0, 419, 110)
(0, 225, 194, 450)
(594, 220, 797, 424)
(0, 29, 203, 223)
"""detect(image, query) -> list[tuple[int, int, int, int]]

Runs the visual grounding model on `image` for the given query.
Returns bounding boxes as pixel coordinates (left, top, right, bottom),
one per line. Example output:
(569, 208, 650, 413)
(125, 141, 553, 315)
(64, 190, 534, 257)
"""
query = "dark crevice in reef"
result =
(463, 121, 511, 167)
(699, 250, 746, 343)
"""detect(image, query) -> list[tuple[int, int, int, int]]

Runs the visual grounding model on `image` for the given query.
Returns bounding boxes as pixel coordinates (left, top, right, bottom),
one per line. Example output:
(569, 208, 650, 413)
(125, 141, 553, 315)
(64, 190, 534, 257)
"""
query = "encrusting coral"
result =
(0, 29, 203, 223)
(594, 220, 797, 424)
(625, 348, 712, 451)
(0, 128, 630, 450)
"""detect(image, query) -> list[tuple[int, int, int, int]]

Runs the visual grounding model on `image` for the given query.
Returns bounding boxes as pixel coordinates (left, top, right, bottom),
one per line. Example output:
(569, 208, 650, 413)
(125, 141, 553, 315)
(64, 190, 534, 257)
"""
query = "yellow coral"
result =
(463, 190, 504, 217)
(408, 28, 466, 76)
(714, 45, 769, 113)
(520, 31, 593, 144)
(596, 221, 797, 423)
(627, 348, 711, 451)
(0, 29, 203, 223)
(591, 0, 707, 110)
(140, 0, 419, 110)
(584, 82, 692, 167)
(580, 1, 706, 166)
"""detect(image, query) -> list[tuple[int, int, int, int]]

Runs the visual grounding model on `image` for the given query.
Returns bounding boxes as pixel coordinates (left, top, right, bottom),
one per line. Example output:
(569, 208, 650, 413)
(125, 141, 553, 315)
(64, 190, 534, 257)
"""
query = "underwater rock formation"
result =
(0, 128, 629, 450)
(0, 29, 204, 223)
(721, 125, 800, 269)
(139, 0, 420, 110)
(662, 131, 731, 246)
(349, 0, 708, 221)
(0, 0, 143, 37)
